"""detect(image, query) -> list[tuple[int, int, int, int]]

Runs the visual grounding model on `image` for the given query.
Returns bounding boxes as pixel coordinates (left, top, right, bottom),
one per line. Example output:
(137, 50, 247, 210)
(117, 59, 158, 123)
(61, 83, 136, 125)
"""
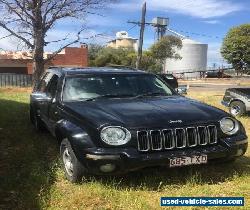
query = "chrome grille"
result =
(137, 131, 150, 151)
(137, 125, 218, 151)
(197, 126, 208, 145)
(150, 130, 162, 150)
(175, 128, 186, 148)
(207, 125, 217, 144)
(162, 129, 175, 149)
(186, 127, 198, 147)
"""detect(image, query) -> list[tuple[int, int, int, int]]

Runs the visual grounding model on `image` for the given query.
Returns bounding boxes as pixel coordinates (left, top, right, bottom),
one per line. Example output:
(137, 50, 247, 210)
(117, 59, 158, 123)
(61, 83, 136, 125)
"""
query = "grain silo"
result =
(106, 31, 138, 51)
(165, 38, 208, 78)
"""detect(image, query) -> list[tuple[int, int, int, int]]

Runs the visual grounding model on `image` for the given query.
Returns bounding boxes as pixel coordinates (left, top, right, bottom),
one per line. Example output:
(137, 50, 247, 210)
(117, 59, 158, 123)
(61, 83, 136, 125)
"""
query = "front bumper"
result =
(77, 136, 248, 175)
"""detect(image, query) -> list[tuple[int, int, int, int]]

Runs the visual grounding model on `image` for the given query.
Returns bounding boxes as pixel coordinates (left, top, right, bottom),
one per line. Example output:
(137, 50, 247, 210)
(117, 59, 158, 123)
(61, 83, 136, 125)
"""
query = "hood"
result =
(229, 88, 250, 98)
(64, 96, 227, 129)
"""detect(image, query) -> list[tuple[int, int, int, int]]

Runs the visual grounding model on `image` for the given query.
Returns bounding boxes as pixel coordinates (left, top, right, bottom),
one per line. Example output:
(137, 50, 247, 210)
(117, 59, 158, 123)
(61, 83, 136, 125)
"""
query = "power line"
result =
(127, 24, 137, 32)
(168, 28, 222, 39)
(127, 21, 223, 40)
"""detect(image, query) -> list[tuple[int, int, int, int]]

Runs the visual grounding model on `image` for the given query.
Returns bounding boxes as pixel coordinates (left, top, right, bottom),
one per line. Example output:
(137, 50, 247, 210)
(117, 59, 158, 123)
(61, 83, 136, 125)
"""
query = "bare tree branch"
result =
(0, 0, 33, 26)
(0, 21, 33, 48)
(45, 27, 85, 63)
(0, 34, 12, 40)
(0, 0, 116, 83)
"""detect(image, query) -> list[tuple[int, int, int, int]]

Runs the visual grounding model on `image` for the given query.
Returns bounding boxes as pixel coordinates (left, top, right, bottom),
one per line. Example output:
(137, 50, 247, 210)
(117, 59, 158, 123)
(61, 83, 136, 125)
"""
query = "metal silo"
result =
(165, 38, 208, 78)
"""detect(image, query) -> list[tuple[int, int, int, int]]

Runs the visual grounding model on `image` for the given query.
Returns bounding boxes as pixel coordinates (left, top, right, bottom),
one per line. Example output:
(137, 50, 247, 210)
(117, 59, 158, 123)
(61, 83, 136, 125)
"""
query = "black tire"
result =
(60, 138, 85, 183)
(31, 109, 46, 131)
(229, 101, 246, 117)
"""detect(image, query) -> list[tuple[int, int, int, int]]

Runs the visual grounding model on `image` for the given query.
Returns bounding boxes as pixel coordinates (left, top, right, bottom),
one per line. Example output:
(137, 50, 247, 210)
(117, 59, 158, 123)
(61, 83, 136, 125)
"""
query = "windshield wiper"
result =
(85, 94, 134, 101)
(134, 92, 167, 99)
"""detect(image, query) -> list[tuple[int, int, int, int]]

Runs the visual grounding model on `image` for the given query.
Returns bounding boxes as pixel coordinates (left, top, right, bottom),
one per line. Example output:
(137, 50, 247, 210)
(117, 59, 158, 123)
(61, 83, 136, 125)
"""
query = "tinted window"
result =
(164, 75, 175, 79)
(47, 75, 59, 98)
(63, 74, 174, 101)
(37, 72, 53, 92)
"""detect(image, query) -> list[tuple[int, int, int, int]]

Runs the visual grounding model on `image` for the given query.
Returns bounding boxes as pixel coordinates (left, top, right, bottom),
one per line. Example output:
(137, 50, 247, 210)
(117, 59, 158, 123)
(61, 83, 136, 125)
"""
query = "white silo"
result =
(165, 38, 208, 78)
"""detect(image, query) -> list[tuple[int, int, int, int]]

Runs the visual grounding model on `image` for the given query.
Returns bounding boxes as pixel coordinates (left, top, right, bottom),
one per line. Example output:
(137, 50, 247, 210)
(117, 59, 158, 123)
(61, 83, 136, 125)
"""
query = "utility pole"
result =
(136, 2, 146, 69)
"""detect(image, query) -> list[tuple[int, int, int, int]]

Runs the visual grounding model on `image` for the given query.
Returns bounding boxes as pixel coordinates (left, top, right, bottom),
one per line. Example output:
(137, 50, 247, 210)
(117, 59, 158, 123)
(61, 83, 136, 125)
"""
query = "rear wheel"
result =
(60, 138, 86, 183)
(229, 101, 246, 117)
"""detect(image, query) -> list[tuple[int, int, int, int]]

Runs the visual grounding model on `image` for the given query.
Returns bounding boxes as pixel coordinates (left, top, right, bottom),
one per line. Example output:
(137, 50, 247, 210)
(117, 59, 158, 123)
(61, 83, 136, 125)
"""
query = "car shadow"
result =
(89, 155, 250, 191)
(0, 98, 59, 210)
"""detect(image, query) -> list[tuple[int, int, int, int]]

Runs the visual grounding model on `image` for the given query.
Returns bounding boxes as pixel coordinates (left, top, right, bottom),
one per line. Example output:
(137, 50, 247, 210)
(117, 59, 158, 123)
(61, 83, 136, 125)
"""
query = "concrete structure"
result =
(0, 45, 88, 74)
(107, 31, 138, 51)
(165, 38, 208, 76)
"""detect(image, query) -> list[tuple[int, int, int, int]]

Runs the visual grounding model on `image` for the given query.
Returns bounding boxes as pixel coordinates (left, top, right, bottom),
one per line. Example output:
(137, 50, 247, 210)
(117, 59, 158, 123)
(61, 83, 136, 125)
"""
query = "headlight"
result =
(100, 126, 131, 145)
(220, 117, 239, 135)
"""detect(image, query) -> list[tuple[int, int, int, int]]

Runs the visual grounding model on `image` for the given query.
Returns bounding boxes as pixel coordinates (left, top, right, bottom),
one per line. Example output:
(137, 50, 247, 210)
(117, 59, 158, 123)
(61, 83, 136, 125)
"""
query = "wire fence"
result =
(170, 68, 238, 80)
(0, 73, 32, 87)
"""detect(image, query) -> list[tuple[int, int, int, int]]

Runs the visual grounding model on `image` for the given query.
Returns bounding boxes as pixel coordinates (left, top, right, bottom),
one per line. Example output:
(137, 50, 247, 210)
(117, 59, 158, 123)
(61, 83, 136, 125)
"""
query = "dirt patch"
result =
(0, 87, 32, 94)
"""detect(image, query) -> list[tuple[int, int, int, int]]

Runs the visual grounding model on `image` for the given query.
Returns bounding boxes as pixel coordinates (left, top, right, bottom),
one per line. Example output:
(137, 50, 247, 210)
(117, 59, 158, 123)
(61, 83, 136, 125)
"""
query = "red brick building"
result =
(0, 45, 88, 74)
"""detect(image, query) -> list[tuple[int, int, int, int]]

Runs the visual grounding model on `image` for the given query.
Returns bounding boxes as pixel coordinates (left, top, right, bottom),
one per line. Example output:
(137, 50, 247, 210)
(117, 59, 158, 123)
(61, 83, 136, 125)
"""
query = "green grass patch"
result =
(0, 88, 249, 210)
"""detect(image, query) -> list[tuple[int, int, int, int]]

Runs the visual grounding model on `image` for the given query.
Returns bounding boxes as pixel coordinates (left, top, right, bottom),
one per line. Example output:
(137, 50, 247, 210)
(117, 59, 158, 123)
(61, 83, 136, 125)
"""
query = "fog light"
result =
(235, 149, 244, 157)
(100, 164, 116, 173)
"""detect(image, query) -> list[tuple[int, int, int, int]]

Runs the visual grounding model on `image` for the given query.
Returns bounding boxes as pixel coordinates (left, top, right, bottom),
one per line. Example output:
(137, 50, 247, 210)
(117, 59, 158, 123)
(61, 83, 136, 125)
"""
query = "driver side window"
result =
(37, 72, 53, 92)
(47, 75, 59, 98)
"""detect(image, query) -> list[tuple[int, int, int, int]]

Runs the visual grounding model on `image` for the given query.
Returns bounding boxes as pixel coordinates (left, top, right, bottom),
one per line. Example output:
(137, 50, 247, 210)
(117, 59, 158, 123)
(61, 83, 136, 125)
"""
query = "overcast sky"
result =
(0, 0, 249, 67)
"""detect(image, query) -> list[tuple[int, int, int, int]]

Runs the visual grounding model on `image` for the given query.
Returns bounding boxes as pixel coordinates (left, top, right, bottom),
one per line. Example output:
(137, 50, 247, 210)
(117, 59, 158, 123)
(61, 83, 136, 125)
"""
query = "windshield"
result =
(63, 74, 175, 101)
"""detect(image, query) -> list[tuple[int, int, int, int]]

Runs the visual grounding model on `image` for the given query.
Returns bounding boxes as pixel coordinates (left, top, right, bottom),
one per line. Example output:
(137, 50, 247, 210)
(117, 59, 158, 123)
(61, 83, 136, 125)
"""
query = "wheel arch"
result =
(54, 120, 95, 149)
(55, 126, 67, 145)
(229, 99, 246, 106)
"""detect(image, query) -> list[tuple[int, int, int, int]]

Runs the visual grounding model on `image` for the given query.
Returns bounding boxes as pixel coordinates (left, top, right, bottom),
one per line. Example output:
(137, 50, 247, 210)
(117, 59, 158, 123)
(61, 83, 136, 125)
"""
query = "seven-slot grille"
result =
(137, 125, 217, 152)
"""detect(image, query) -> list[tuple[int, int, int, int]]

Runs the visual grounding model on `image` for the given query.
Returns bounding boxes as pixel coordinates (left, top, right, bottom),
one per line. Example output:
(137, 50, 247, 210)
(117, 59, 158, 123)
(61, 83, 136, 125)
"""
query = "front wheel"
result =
(60, 138, 86, 183)
(229, 101, 246, 117)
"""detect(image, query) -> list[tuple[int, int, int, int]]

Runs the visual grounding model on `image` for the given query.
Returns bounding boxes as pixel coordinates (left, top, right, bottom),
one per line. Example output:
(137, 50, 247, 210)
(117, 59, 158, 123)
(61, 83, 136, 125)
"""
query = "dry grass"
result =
(179, 78, 250, 87)
(0, 88, 249, 210)
(0, 87, 32, 93)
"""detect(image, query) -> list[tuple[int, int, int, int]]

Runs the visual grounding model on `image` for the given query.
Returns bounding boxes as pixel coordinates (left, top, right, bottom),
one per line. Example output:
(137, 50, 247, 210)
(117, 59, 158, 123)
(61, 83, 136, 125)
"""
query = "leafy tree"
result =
(149, 35, 182, 72)
(91, 47, 136, 67)
(139, 51, 161, 73)
(88, 44, 105, 66)
(88, 35, 182, 74)
(221, 24, 250, 72)
(0, 0, 115, 83)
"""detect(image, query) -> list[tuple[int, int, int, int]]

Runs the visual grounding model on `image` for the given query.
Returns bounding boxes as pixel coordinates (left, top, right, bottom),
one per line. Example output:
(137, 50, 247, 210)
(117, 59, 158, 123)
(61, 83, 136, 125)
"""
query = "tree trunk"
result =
(32, 34, 45, 85)
(32, 0, 44, 86)
(33, 55, 44, 85)
(32, 30, 44, 84)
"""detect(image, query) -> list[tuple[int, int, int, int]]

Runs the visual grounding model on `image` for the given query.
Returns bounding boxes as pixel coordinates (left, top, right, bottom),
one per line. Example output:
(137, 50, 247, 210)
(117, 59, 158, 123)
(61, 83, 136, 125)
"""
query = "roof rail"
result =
(47, 66, 63, 69)
(106, 64, 138, 71)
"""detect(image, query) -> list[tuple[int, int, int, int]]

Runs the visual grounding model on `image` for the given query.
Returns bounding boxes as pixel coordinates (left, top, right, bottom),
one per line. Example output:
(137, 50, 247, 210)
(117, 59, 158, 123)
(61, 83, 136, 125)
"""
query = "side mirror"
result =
(32, 92, 52, 102)
(176, 85, 188, 95)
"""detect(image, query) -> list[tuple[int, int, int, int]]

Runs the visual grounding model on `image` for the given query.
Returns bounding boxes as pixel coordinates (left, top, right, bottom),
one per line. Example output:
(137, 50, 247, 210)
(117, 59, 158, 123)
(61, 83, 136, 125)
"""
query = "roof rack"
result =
(47, 66, 63, 69)
(106, 64, 138, 71)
